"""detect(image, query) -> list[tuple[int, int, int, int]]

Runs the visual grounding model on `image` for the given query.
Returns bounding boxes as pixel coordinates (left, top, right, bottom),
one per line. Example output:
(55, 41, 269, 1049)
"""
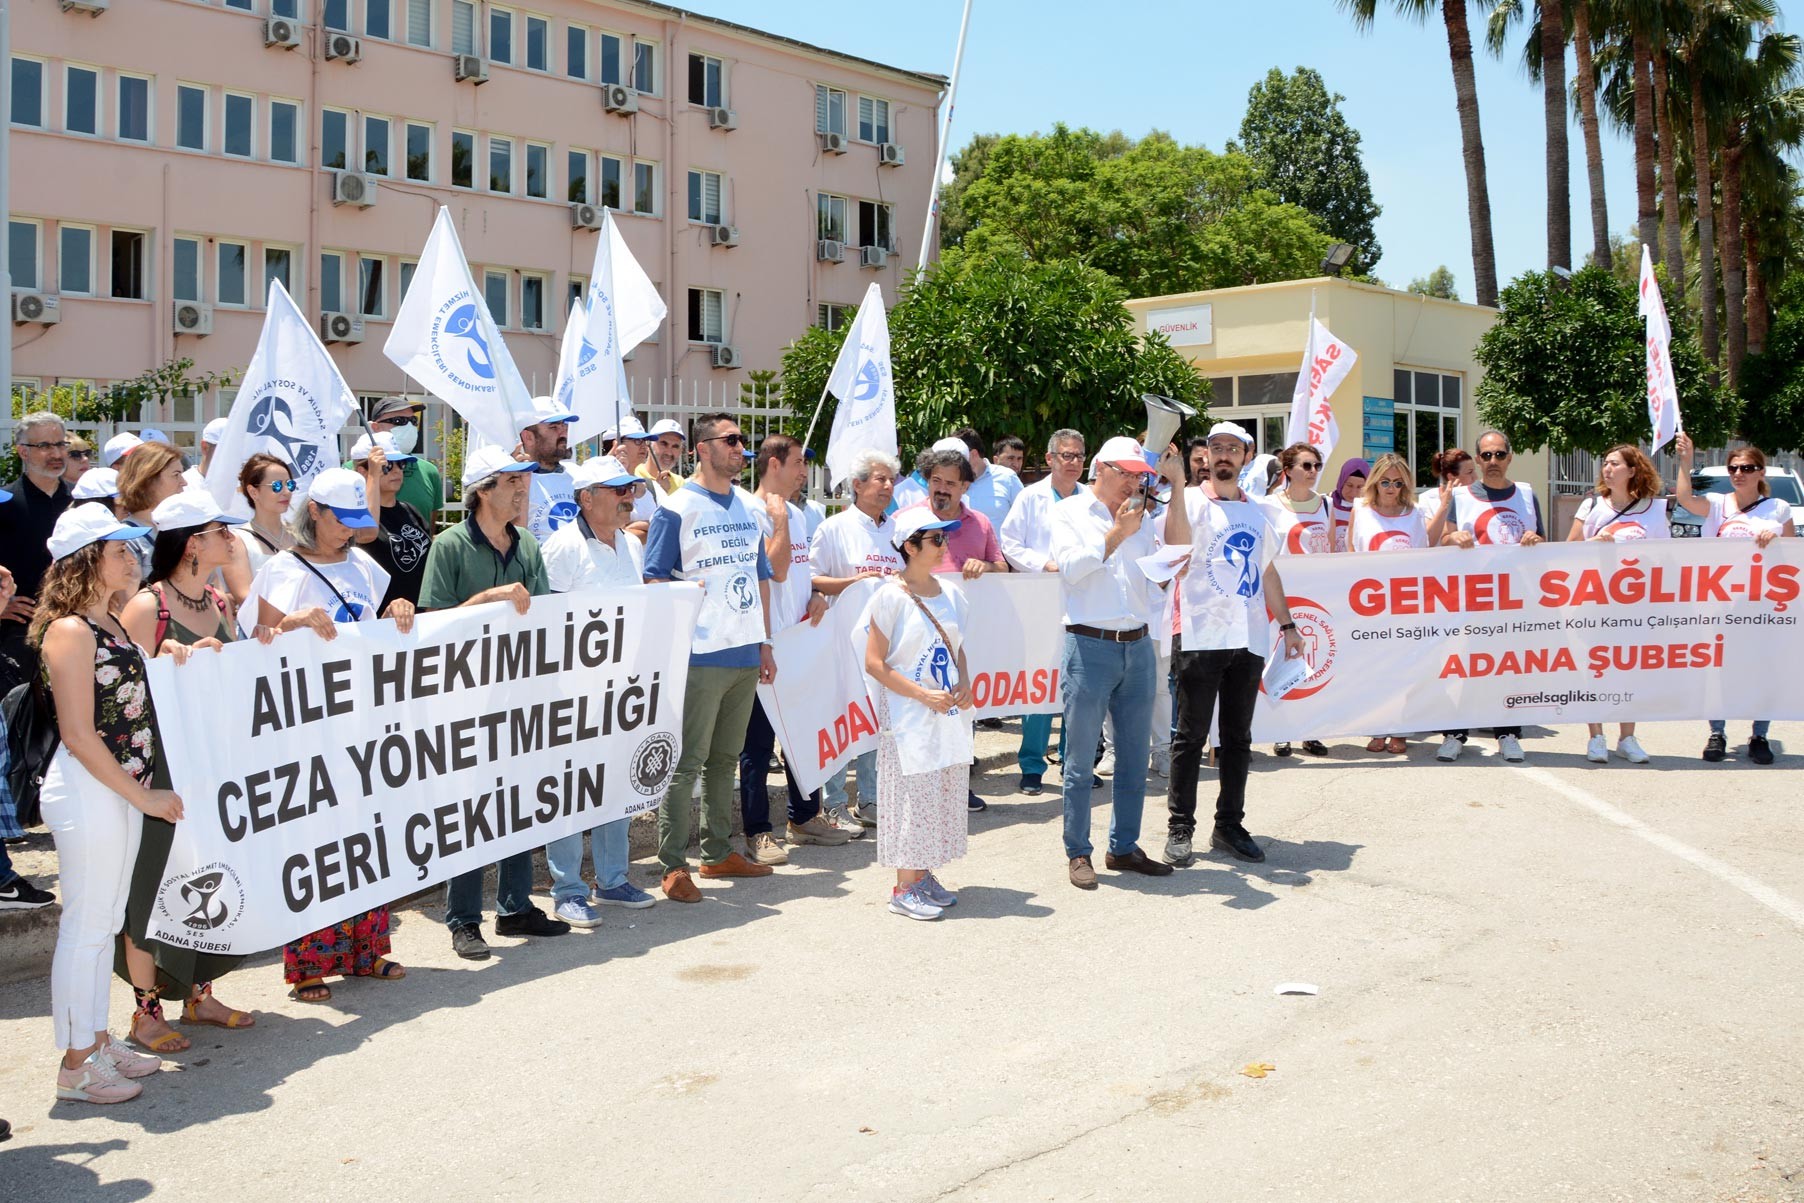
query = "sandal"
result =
(182, 983, 257, 1030)
(129, 987, 190, 1053)
(1386, 737, 1409, 755)
(288, 978, 332, 1003)
(1365, 737, 1387, 753)
(369, 958, 406, 981)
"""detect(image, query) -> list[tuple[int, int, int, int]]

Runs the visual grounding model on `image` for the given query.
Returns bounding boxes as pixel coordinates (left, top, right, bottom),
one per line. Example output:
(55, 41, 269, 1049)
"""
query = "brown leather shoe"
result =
(1385, 737, 1409, 754)
(699, 852, 774, 879)
(1068, 856, 1097, 889)
(661, 868, 702, 902)
(1105, 847, 1174, 877)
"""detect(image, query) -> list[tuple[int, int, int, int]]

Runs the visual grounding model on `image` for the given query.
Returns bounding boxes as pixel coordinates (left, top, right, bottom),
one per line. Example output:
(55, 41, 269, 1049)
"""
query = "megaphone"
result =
(1142, 393, 1197, 467)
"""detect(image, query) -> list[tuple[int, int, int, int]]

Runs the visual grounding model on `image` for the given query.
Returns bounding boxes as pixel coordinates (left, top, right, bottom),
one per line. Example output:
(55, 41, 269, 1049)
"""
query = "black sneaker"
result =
(0, 877, 54, 910)
(967, 791, 988, 813)
(1703, 732, 1727, 762)
(451, 922, 490, 961)
(977, 717, 1004, 731)
(1018, 773, 1043, 796)
(495, 906, 571, 938)
(1748, 735, 1775, 765)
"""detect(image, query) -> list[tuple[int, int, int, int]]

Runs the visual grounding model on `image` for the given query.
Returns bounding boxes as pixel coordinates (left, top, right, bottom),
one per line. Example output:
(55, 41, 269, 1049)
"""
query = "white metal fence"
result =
(1553, 443, 1804, 494)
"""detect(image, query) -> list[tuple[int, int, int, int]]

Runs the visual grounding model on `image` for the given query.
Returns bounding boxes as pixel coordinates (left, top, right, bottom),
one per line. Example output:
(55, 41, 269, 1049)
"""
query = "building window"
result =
(405, 121, 433, 182)
(364, 115, 391, 175)
(320, 251, 345, 312)
(110, 230, 146, 301)
(686, 287, 723, 344)
(815, 85, 846, 137)
(365, 0, 391, 40)
(688, 54, 723, 107)
(59, 225, 94, 294)
(270, 99, 300, 164)
(176, 84, 207, 151)
(224, 92, 255, 158)
(1392, 368, 1464, 485)
(525, 15, 548, 71)
(321, 107, 350, 170)
(489, 136, 513, 193)
(817, 302, 854, 332)
(484, 270, 509, 327)
(398, 259, 416, 299)
(599, 32, 622, 85)
(489, 6, 513, 65)
(173, 236, 202, 302)
(224, 0, 252, 8)
(632, 161, 656, 215)
(272, 0, 298, 15)
(406, 0, 432, 47)
(566, 24, 587, 79)
(116, 74, 151, 144)
(323, 0, 351, 32)
(857, 200, 893, 251)
(520, 272, 546, 330)
(525, 142, 549, 199)
(9, 220, 40, 291)
(359, 256, 385, 318)
(599, 154, 623, 209)
(633, 40, 656, 93)
(451, 130, 475, 188)
(567, 149, 590, 204)
(817, 193, 847, 244)
(858, 96, 891, 144)
(451, 0, 476, 55)
(568, 275, 586, 309)
(687, 170, 722, 225)
(264, 246, 292, 298)
(217, 241, 248, 307)
(64, 66, 98, 136)
(11, 58, 44, 129)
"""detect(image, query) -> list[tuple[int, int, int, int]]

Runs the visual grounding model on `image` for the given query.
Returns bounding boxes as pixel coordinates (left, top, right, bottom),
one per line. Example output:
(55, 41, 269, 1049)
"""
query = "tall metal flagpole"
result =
(916, 0, 973, 273)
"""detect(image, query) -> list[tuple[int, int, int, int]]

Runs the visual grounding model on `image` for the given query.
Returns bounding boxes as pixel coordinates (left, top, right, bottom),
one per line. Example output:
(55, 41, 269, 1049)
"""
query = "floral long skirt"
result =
(874, 694, 969, 872)
(283, 909, 390, 984)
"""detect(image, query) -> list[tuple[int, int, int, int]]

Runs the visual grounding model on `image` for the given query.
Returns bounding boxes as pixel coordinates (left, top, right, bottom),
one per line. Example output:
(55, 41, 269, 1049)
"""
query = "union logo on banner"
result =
(1268, 595, 1338, 701)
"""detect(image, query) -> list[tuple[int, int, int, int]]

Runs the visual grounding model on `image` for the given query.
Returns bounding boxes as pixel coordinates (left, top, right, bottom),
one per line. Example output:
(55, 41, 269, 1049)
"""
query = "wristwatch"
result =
(1279, 622, 1297, 632)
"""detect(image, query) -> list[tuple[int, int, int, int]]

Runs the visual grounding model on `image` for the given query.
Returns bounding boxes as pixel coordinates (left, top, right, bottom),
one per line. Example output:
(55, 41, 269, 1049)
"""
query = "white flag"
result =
(551, 298, 587, 414)
(204, 279, 356, 511)
(1285, 317, 1357, 461)
(566, 210, 667, 445)
(1639, 244, 1682, 450)
(384, 206, 536, 448)
(824, 282, 899, 488)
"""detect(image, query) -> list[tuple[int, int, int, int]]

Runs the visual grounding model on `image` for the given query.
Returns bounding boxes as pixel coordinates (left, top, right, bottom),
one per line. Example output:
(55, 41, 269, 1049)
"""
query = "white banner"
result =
(1639, 244, 1682, 450)
(142, 585, 702, 954)
(1285, 316, 1356, 461)
(759, 574, 1066, 793)
(1251, 540, 1804, 741)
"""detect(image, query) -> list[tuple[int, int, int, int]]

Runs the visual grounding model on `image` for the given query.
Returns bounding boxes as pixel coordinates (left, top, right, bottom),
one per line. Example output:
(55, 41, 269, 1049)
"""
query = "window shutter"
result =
(451, 1, 474, 55)
(858, 96, 873, 140)
(815, 85, 828, 134)
(408, 0, 431, 46)
(704, 173, 720, 223)
(705, 292, 722, 343)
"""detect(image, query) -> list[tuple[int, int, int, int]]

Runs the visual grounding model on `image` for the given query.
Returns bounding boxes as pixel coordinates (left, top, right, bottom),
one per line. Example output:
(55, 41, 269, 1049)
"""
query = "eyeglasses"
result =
(1294, 461, 1322, 471)
(263, 479, 298, 492)
(1477, 450, 1510, 462)
(1727, 463, 1764, 475)
(1206, 442, 1243, 455)
(909, 531, 949, 547)
(700, 432, 746, 448)
(1377, 479, 1408, 489)
(604, 483, 644, 496)
(18, 440, 67, 451)
(1050, 450, 1085, 462)
(194, 524, 231, 538)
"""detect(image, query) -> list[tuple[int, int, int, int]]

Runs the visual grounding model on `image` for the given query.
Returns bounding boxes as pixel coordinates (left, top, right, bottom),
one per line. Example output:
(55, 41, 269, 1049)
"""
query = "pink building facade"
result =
(5, 0, 943, 458)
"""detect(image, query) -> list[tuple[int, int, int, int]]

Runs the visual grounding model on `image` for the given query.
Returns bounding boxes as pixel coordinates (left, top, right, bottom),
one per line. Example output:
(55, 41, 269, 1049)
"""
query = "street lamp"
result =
(1320, 242, 1356, 277)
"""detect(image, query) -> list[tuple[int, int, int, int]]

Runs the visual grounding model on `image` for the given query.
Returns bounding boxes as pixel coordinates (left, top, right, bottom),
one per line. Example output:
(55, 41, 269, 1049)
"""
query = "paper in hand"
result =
(1134, 545, 1193, 584)
(1261, 648, 1309, 700)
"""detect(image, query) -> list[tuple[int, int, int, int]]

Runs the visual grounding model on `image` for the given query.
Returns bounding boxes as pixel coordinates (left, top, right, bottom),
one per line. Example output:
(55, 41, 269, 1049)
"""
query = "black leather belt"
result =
(1066, 623, 1148, 643)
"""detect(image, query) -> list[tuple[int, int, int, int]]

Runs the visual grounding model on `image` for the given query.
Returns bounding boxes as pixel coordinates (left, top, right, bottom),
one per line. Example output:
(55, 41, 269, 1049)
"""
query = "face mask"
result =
(387, 423, 418, 454)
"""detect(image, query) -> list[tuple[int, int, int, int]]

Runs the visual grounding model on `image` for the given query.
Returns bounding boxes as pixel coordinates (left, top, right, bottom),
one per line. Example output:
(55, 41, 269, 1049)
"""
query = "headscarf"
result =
(1330, 458, 1370, 518)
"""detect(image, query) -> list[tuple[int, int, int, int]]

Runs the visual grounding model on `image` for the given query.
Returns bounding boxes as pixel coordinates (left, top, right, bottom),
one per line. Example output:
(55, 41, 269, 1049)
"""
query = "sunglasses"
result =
(909, 531, 950, 547)
(67, 449, 93, 460)
(1377, 479, 1407, 489)
(1727, 463, 1764, 475)
(377, 415, 419, 428)
(700, 432, 746, 448)
(1294, 461, 1321, 471)
(604, 483, 643, 496)
(264, 479, 298, 492)
(1477, 450, 1510, 462)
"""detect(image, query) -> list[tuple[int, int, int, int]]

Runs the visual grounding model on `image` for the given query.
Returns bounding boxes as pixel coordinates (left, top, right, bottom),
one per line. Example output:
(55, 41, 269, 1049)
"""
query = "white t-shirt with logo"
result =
(661, 483, 767, 655)
(750, 496, 814, 632)
(1350, 499, 1430, 551)
(1702, 493, 1793, 540)
(1575, 495, 1670, 542)
(866, 578, 973, 775)
(242, 548, 390, 637)
(1258, 493, 1335, 557)
(542, 520, 645, 593)
(1166, 491, 1276, 652)
(526, 466, 580, 543)
(809, 506, 904, 587)
(1453, 482, 1541, 545)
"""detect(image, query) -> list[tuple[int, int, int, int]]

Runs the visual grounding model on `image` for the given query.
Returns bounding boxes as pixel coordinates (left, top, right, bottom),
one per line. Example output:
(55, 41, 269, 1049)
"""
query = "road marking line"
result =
(1522, 765, 1804, 928)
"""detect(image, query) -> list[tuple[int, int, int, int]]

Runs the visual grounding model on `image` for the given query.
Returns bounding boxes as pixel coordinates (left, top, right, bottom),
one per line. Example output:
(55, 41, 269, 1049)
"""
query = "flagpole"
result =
(916, 0, 974, 273)
(800, 378, 834, 457)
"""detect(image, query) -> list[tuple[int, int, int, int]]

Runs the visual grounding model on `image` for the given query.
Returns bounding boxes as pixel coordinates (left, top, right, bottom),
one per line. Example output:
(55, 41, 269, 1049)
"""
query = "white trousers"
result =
(41, 749, 142, 1050)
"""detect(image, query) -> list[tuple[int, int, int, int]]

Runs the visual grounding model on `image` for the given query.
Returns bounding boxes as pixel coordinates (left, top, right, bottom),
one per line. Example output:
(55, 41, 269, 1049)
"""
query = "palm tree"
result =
(1720, 28, 1803, 385)
(1485, 0, 1574, 269)
(1653, 40, 1686, 297)
(1571, 0, 1613, 267)
(1341, 0, 1498, 304)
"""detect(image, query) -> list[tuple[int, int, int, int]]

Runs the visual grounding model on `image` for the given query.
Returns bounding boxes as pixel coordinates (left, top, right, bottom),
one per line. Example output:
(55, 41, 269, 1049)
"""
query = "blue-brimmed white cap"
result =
(648, 418, 685, 440)
(47, 505, 149, 561)
(460, 444, 536, 492)
(101, 432, 142, 467)
(569, 455, 641, 490)
(151, 488, 248, 532)
(891, 508, 961, 550)
(524, 395, 579, 427)
(306, 468, 379, 530)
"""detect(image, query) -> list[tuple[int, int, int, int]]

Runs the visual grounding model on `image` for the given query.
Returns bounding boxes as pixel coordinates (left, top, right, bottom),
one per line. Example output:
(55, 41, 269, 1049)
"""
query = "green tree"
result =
(1474, 265, 1738, 454)
(937, 133, 999, 249)
(1233, 66, 1384, 273)
(1407, 265, 1461, 300)
(1737, 277, 1804, 452)
(781, 248, 1209, 462)
(5, 358, 236, 480)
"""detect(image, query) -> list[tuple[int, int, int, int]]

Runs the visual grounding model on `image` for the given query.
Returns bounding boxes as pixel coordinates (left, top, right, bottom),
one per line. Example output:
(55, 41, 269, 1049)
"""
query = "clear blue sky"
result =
(695, 0, 1719, 297)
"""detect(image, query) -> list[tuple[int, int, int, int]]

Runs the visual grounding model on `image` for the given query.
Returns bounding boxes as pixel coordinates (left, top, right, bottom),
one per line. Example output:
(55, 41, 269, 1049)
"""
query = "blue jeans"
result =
(1018, 712, 1054, 775)
(444, 851, 534, 930)
(547, 818, 632, 902)
(1710, 719, 1770, 738)
(1060, 632, 1155, 859)
(823, 749, 878, 812)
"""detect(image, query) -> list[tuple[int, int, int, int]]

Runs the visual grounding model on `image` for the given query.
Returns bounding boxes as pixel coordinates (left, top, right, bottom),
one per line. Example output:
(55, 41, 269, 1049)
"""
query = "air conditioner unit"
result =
(60, 0, 108, 13)
(11, 291, 61, 326)
(453, 54, 489, 84)
(571, 203, 603, 231)
(860, 245, 889, 270)
(711, 344, 741, 370)
(707, 106, 736, 131)
(324, 33, 362, 63)
(816, 239, 844, 263)
(603, 85, 639, 115)
(320, 312, 365, 344)
(819, 130, 847, 155)
(709, 224, 739, 248)
(263, 16, 301, 48)
(878, 142, 906, 167)
(332, 171, 377, 207)
(173, 302, 213, 336)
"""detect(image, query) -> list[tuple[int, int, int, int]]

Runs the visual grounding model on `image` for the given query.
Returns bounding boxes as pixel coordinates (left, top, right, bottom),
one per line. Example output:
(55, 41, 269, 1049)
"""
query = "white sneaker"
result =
(1436, 736, 1463, 762)
(100, 1033, 161, 1079)
(1616, 735, 1649, 764)
(887, 884, 943, 921)
(1499, 735, 1526, 763)
(826, 806, 867, 839)
(1586, 734, 1609, 763)
(1150, 748, 1172, 778)
(1094, 750, 1116, 777)
(56, 1049, 141, 1104)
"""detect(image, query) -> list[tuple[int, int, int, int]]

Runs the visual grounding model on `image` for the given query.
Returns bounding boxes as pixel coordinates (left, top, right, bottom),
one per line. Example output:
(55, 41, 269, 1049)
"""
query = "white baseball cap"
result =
(305, 468, 378, 529)
(931, 436, 969, 454)
(891, 507, 961, 550)
(602, 414, 655, 443)
(523, 395, 578, 428)
(1205, 421, 1255, 446)
(648, 418, 686, 441)
(570, 455, 642, 490)
(47, 505, 149, 562)
(151, 488, 247, 533)
(460, 444, 535, 491)
(137, 428, 172, 446)
(202, 417, 230, 445)
(101, 432, 143, 467)
(349, 430, 418, 464)
(1089, 436, 1156, 479)
(71, 467, 120, 501)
